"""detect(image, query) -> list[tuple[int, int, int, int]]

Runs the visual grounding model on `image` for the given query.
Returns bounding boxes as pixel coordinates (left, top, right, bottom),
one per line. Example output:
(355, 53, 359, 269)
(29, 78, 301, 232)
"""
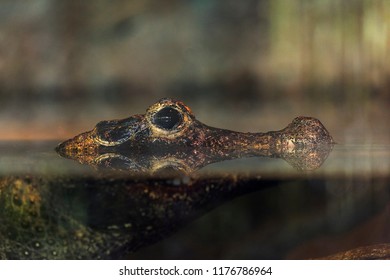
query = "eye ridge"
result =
(152, 106, 183, 130)
(94, 119, 134, 146)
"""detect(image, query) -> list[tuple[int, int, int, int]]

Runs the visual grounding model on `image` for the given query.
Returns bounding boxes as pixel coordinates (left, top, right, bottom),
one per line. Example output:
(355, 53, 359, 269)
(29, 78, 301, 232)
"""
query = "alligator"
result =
(56, 98, 334, 172)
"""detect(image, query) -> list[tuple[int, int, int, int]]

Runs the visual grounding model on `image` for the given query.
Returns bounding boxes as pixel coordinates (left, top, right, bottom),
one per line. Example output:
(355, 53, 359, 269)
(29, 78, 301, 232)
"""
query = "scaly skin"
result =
(56, 98, 334, 171)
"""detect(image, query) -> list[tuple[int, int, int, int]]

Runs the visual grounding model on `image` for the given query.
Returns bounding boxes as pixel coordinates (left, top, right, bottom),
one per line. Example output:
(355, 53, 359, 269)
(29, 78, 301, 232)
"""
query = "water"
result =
(0, 141, 389, 259)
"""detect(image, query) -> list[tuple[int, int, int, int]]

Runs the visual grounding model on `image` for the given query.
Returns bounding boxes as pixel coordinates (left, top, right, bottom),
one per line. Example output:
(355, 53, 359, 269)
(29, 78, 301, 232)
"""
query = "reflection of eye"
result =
(152, 162, 190, 178)
(152, 106, 183, 130)
(94, 154, 142, 171)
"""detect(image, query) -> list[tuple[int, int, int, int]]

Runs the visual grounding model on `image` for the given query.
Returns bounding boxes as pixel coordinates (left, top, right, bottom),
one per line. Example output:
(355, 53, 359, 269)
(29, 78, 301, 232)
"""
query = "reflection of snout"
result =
(281, 142, 334, 171)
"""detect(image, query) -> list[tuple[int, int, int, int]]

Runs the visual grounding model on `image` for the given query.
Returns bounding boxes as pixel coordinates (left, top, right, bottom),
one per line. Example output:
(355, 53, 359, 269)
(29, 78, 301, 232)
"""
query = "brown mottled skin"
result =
(56, 98, 334, 171)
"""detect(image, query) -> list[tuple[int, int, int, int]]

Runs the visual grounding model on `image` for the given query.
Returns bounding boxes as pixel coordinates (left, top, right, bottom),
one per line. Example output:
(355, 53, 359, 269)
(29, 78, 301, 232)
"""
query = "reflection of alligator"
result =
(0, 173, 270, 259)
(56, 98, 334, 172)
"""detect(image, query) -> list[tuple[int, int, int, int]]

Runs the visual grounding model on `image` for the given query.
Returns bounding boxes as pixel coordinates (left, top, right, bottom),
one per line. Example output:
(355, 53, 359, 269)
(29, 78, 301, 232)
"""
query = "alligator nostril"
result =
(152, 106, 183, 130)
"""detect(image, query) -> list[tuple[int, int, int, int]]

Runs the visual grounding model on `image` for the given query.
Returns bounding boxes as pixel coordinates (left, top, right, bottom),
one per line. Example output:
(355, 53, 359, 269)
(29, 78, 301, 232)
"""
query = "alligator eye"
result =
(152, 106, 183, 130)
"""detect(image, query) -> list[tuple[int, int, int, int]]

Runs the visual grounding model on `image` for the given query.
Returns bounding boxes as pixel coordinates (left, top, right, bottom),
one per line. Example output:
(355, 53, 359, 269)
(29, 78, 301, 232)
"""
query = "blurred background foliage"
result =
(0, 0, 389, 143)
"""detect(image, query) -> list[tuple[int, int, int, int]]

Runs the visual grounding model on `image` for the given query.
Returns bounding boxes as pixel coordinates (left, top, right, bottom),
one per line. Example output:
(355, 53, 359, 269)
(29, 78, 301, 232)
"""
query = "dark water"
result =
(0, 141, 389, 259)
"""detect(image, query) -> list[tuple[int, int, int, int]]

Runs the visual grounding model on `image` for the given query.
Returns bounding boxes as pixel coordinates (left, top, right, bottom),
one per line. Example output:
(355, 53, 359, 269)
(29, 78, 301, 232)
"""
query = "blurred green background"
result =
(0, 0, 389, 144)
